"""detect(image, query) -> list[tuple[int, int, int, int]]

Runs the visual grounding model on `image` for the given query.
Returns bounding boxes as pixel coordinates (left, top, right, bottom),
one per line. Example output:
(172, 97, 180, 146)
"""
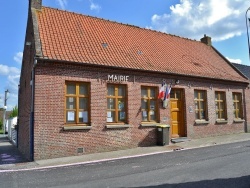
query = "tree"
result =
(9, 105, 18, 118)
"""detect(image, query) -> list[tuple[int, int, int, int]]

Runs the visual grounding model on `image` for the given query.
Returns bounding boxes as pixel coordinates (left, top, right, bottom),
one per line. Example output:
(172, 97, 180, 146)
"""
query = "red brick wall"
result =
(31, 62, 247, 160)
(18, 14, 35, 160)
(184, 80, 246, 138)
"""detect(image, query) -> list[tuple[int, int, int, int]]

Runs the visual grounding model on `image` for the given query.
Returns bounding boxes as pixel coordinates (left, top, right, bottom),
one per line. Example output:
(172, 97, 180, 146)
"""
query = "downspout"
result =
(243, 87, 249, 133)
(30, 58, 37, 161)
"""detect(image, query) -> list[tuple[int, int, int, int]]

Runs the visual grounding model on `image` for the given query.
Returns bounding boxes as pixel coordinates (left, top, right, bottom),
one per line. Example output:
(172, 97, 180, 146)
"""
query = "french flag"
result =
(158, 84, 165, 100)
(163, 84, 171, 100)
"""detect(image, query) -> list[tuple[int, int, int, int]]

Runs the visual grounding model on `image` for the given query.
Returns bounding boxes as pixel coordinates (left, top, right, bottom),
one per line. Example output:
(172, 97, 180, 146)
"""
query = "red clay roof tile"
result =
(35, 7, 247, 83)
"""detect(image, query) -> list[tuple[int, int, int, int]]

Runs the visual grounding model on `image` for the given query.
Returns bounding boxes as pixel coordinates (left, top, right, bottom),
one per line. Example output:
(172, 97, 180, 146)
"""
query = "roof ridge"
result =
(41, 6, 198, 43)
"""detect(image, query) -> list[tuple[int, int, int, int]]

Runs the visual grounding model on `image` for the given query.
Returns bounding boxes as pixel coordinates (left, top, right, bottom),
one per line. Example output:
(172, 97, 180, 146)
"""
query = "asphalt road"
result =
(1, 140, 250, 188)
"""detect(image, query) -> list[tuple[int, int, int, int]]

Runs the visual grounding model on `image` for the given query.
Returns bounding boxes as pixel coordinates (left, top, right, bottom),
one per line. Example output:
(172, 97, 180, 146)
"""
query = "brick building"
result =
(19, 0, 250, 160)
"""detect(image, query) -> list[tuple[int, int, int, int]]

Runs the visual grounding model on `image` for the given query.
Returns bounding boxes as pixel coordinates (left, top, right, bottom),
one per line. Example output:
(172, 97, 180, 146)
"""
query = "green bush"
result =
(9, 105, 18, 118)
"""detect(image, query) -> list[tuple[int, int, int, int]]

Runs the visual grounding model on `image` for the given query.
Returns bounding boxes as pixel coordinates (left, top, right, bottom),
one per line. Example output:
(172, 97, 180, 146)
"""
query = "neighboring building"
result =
(19, 0, 250, 160)
(232, 63, 250, 80)
(232, 63, 250, 132)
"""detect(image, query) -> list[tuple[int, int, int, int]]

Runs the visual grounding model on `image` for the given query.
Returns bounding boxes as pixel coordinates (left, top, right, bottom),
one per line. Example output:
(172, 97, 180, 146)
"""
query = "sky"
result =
(0, 0, 250, 110)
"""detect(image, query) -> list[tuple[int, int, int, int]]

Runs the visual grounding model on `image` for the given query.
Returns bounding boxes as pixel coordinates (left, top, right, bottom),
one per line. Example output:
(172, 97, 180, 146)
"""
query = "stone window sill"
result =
(63, 125, 92, 130)
(195, 120, 209, 125)
(140, 123, 160, 127)
(106, 124, 130, 129)
(233, 119, 245, 123)
(216, 120, 228, 124)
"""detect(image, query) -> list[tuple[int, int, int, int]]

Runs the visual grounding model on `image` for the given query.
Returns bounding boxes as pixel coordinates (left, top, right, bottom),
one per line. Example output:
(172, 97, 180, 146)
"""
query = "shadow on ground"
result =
(0, 135, 29, 165)
(133, 175, 250, 188)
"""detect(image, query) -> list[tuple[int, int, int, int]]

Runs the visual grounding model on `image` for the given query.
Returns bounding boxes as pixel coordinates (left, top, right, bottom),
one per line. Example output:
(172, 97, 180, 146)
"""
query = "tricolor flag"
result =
(158, 84, 165, 100)
(163, 84, 171, 100)
(162, 84, 171, 108)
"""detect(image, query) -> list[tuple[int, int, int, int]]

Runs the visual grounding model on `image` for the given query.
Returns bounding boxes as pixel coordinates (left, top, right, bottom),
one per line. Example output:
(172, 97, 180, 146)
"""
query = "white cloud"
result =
(0, 64, 20, 76)
(8, 75, 20, 89)
(56, 0, 67, 10)
(0, 64, 20, 92)
(226, 57, 242, 64)
(89, 0, 101, 12)
(0, 64, 20, 108)
(150, 0, 248, 41)
(13, 52, 23, 64)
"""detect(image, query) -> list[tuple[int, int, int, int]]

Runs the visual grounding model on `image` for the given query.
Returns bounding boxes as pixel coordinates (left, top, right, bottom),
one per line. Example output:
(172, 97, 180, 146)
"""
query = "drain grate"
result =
(77, 148, 84, 153)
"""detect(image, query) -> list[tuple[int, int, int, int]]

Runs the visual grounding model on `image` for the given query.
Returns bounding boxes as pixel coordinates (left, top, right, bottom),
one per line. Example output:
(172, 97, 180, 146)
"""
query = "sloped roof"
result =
(232, 63, 250, 80)
(33, 7, 248, 83)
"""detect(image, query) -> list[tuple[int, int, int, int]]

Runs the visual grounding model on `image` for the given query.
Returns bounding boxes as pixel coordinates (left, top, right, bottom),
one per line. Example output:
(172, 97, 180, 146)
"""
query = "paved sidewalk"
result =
(1, 132, 250, 171)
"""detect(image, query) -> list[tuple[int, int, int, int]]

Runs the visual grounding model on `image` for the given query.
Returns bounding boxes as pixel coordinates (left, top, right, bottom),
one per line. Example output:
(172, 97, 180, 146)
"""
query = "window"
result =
(194, 90, 207, 120)
(215, 91, 227, 120)
(233, 93, 243, 119)
(65, 82, 90, 125)
(141, 86, 158, 122)
(107, 84, 127, 123)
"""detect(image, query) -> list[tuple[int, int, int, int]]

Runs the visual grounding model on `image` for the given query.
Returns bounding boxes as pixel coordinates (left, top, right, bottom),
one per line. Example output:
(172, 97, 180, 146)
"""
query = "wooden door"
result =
(170, 89, 185, 138)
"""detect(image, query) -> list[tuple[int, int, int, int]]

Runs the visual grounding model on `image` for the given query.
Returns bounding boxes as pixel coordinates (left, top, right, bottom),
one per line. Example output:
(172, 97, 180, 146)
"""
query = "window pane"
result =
(215, 92, 218, 100)
(141, 99, 148, 109)
(118, 85, 125, 96)
(107, 85, 115, 96)
(107, 111, 115, 122)
(118, 99, 125, 110)
(220, 93, 224, 101)
(195, 103, 198, 110)
(200, 101, 204, 110)
(141, 111, 148, 121)
(118, 111, 126, 121)
(195, 111, 199, 119)
(150, 88, 156, 98)
(221, 111, 225, 119)
(66, 97, 76, 109)
(215, 102, 218, 110)
(194, 91, 198, 100)
(150, 100, 156, 110)
(79, 84, 88, 95)
(233, 110, 236, 118)
(107, 98, 115, 109)
(67, 84, 76, 94)
(150, 110, 156, 121)
(200, 91, 204, 99)
(141, 88, 147, 97)
(200, 110, 205, 119)
(66, 111, 75, 123)
(221, 101, 224, 109)
(236, 94, 239, 101)
(79, 111, 88, 123)
(79, 98, 88, 109)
